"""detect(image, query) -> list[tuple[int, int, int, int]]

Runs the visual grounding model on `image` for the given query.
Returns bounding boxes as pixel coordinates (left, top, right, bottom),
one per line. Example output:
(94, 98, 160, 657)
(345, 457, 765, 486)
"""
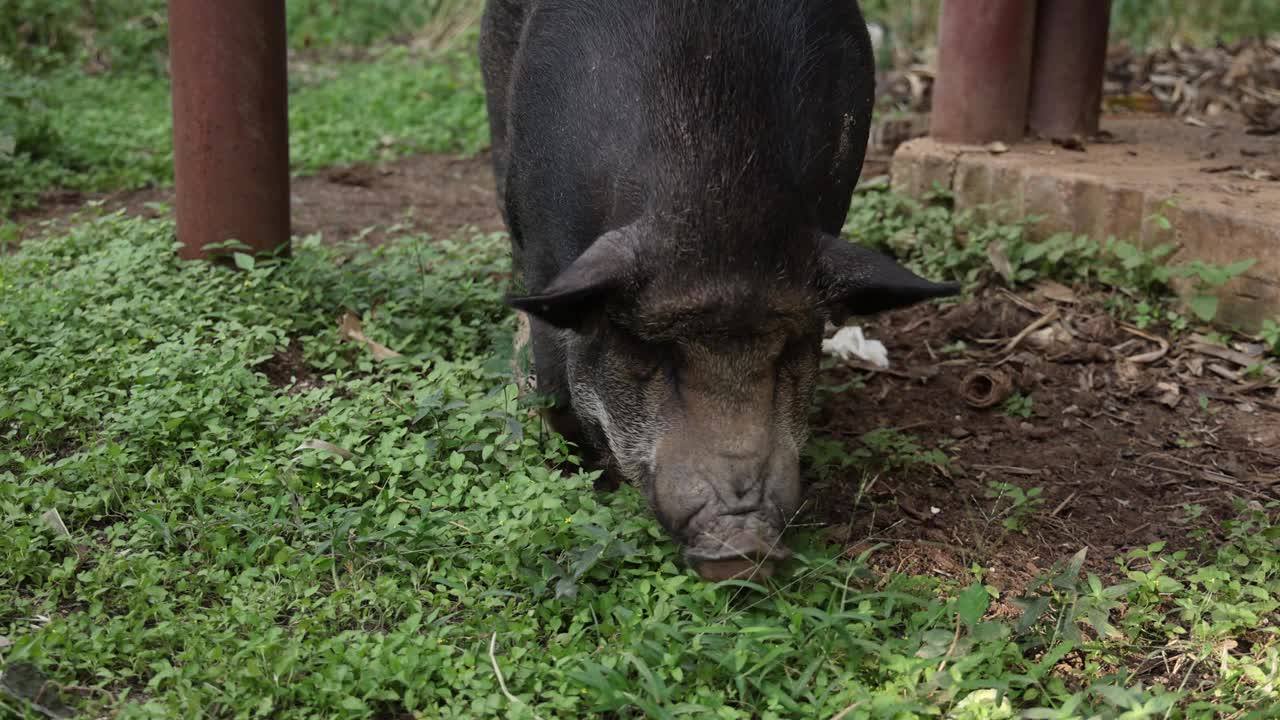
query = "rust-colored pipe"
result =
(1028, 0, 1112, 139)
(930, 0, 1038, 144)
(168, 0, 290, 261)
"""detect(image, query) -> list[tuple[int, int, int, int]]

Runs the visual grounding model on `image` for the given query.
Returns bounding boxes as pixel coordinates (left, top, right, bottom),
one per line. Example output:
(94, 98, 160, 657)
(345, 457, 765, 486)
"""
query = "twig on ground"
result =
(1206, 363, 1243, 382)
(1050, 491, 1078, 518)
(1120, 324, 1171, 364)
(849, 362, 916, 380)
(489, 633, 545, 720)
(936, 616, 965, 675)
(1003, 309, 1061, 354)
(1203, 390, 1280, 413)
(1189, 335, 1279, 378)
(971, 464, 1042, 476)
(831, 702, 864, 720)
(998, 289, 1045, 315)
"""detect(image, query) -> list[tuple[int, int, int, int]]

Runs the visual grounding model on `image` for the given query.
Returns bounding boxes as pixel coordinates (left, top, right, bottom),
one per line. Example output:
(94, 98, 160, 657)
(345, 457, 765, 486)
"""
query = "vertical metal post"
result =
(1028, 0, 1113, 139)
(168, 0, 290, 261)
(930, 0, 1038, 144)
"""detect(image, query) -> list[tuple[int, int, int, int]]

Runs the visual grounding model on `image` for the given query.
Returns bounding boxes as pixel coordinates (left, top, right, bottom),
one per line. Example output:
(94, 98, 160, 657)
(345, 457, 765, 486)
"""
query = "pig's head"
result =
(509, 219, 957, 581)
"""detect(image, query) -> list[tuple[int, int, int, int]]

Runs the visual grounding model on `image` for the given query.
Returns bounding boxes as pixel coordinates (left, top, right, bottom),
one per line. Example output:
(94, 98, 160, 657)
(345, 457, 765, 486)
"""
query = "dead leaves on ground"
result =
(338, 311, 402, 360)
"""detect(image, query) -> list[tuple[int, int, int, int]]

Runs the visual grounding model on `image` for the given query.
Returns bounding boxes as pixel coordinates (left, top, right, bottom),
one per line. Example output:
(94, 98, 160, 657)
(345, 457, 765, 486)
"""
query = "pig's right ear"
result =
(506, 227, 641, 329)
(817, 234, 961, 321)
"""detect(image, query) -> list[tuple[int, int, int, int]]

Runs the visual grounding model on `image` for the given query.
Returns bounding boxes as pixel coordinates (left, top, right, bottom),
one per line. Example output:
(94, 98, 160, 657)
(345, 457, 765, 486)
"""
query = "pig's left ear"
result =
(507, 226, 641, 329)
(817, 234, 960, 320)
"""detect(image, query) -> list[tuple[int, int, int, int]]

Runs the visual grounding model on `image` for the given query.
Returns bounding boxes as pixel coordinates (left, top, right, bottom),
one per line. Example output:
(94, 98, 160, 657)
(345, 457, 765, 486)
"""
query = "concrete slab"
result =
(890, 115, 1280, 330)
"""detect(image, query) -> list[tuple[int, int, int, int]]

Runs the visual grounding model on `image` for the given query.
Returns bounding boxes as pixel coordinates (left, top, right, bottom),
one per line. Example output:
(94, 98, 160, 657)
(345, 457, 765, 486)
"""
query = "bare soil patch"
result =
(293, 153, 504, 243)
(255, 339, 323, 395)
(809, 285, 1280, 596)
(12, 152, 503, 247)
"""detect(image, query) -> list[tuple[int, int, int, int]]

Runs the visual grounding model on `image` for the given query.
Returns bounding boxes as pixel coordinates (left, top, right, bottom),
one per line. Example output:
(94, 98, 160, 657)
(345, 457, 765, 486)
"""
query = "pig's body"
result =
(481, 0, 956, 580)
(483, 0, 871, 281)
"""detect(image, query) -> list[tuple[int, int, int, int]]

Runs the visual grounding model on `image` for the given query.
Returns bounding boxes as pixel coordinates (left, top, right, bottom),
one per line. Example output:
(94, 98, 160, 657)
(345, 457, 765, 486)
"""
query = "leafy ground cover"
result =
(1, 1, 488, 215)
(3, 1, 1279, 717)
(1, 47, 487, 215)
(2, 193, 1278, 717)
(858, 0, 1280, 67)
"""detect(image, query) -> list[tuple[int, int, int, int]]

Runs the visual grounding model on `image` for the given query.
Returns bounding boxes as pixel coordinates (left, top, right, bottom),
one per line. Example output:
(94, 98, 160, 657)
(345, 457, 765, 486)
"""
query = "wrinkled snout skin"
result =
(653, 431, 802, 581)
(479, 0, 958, 580)
(645, 335, 815, 580)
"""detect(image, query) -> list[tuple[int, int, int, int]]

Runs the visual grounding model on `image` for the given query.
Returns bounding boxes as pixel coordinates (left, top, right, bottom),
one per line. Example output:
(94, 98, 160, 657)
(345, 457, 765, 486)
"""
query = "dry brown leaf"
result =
(960, 368, 1014, 409)
(987, 242, 1015, 286)
(1026, 325, 1074, 351)
(1116, 360, 1145, 385)
(1185, 356, 1205, 377)
(1155, 381, 1183, 408)
(41, 509, 71, 539)
(339, 311, 402, 360)
(1036, 280, 1078, 305)
(294, 439, 354, 460)
(1234, 341, 1268, 357)
(1190, 337, 1280, 377)
(41, 508, 89, 560)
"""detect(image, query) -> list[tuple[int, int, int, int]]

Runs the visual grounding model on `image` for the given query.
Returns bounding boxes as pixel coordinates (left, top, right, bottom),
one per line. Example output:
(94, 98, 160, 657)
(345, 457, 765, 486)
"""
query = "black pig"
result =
(480, 0, 957, 581)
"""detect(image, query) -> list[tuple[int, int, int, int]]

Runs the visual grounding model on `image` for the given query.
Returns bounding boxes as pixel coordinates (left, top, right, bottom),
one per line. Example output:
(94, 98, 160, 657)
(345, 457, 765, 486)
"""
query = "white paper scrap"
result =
(821, 326, 889, 369)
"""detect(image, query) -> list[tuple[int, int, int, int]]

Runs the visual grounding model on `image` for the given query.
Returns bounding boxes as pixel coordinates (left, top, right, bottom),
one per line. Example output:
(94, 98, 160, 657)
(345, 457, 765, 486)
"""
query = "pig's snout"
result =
(652, 447, 800, 582)
(685, 520, 793, 582)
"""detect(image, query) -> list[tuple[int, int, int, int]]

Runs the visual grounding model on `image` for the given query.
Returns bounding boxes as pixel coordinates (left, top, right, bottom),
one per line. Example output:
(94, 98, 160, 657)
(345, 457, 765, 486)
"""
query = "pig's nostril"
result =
(666, 498, 708, 537)
(728, 469, 768, 502)
(686, 527, 791, 563)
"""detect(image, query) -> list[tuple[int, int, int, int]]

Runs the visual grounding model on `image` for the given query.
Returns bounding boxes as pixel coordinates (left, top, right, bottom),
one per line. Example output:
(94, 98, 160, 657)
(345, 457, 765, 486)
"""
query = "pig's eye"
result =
(632, 346, 677, 383)
(664, 360, 684, 396)
(629, 361, 661, 382)
(624, 352, 679, 386)
(609, 324, 672, 382)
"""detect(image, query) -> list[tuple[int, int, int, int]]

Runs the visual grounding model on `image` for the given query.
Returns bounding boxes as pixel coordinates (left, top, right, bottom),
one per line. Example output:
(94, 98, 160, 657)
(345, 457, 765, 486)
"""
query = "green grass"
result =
(1, 72, 173, 212)
(8, 0, 1275, 77)
(842, 186, 1259, 330)
(1110, 0, 1280, 48)
(289, 47, 488, 173)
(0, 48, 487, 214)
(1, 2, 489, 215)
(3, 6, 1280, 712)
(2, 212, 1277, 718)
(2, 0, 476, 73)
(7, 0, 1280, 215)
(857, 0, 1280, 68)
(289, 0, 482, 52)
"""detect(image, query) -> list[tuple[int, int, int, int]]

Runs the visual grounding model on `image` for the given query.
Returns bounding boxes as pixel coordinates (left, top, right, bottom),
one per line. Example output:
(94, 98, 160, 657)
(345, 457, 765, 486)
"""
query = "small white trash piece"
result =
(822, 326, 890, 369)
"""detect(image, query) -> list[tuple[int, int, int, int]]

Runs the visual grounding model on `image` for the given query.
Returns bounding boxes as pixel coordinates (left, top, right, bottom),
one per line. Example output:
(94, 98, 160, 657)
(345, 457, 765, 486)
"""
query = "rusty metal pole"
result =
(168, 0, 290, 261)
(1028, 0, 1113, 139)
(930, 0, 1038, 144)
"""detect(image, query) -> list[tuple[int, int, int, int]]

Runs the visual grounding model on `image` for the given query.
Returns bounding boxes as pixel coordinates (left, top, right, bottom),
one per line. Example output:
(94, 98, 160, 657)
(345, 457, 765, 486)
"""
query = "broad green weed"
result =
(3, 214, 1275, 717)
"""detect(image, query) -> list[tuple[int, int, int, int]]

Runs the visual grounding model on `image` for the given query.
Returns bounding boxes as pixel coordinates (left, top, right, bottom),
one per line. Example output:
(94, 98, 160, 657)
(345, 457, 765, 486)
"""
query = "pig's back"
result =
(504, 0, 875, 290)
